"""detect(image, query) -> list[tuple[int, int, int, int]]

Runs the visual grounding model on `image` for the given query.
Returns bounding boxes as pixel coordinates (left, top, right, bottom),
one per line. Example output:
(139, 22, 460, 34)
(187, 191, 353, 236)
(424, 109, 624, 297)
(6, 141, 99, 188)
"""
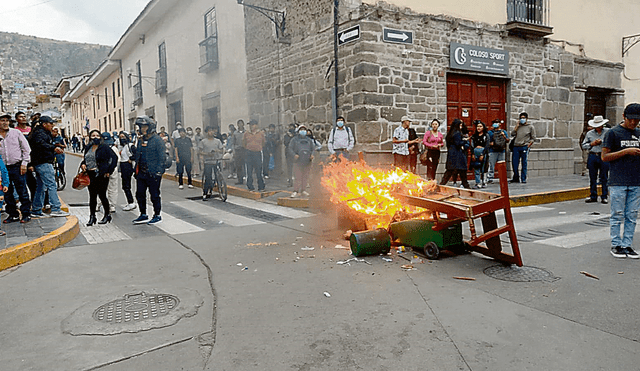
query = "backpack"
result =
(330, 126, 355, 147)
(492, 130, 507, 151)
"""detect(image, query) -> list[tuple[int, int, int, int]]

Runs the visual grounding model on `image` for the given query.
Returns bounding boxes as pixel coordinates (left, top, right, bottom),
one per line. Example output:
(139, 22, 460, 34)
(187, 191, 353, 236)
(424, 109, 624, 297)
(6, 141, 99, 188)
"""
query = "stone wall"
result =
(243, 0, 624, 177)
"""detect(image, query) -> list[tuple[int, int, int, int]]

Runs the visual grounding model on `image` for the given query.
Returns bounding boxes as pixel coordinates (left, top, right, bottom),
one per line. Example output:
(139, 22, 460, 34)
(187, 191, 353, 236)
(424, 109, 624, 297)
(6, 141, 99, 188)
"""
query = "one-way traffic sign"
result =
(383, 28, 413, 44)
(338, 25, 360, 45)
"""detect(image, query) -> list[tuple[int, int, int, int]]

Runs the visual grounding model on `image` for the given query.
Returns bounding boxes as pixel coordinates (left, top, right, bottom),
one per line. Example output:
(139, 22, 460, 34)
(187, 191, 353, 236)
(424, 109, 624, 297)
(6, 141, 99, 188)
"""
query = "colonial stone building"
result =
(242, 0, 628, 178)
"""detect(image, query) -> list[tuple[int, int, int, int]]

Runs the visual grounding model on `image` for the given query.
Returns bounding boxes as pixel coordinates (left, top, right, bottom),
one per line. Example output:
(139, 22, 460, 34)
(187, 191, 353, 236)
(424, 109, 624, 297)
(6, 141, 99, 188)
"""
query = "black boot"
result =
(98, 214, 112, 225)
(87, 215, 97, 226)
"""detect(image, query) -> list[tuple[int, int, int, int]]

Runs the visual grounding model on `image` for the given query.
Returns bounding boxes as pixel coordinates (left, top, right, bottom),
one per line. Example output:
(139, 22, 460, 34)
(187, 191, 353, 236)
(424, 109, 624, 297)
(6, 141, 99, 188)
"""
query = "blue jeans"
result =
(511, 146, 529, 182)
(587, 153, 609, 200)
(488, 151, 505, 180)
(32, 163, 62, 213)
(609, 186, 640, 248)
(5, 164, 31, 218)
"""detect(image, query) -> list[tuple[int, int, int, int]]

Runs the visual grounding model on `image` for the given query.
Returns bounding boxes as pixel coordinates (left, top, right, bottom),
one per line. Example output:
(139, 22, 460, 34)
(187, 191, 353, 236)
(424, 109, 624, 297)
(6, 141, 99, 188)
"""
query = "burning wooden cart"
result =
(396, 162, 523, 266)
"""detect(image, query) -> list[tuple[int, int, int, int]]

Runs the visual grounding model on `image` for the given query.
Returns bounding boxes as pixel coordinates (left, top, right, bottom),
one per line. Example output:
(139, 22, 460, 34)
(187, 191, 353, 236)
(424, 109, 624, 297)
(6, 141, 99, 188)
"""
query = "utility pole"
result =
(332, 0, 339, 123)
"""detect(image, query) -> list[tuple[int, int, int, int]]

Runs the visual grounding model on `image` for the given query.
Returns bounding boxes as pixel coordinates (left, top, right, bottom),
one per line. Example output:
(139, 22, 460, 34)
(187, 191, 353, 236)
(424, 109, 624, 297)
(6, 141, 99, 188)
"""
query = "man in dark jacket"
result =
(132, 116, 166, 225)
(28, 116, 68, 217)
(287, 124, 315, 198)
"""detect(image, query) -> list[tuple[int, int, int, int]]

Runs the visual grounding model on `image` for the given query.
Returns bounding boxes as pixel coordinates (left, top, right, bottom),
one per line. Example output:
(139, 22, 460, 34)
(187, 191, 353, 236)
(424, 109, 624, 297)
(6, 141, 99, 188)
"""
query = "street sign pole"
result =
(333, 0, 339, 123)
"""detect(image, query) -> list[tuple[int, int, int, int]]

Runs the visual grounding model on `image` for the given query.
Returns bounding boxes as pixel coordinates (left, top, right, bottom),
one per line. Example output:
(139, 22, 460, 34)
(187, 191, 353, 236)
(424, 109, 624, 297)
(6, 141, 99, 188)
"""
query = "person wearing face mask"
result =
(102, 132, 121, 214)
(510, 112, 536, 184)
(80, 130, 118, 226)
(118, 131, 137, 211)
(174, 128, 194, 189)
(328, 116, 354, 162)
(283, 123, 297, 187)
(288, 125, 315, 198)
(132, 116, 166, 225)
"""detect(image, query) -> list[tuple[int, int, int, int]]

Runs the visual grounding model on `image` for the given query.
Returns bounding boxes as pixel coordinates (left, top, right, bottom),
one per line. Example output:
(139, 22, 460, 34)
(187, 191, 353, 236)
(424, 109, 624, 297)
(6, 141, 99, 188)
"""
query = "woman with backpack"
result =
(439, 119, 470, 189)
(487, 119, 509, 183)
(470, 120, 490, 188)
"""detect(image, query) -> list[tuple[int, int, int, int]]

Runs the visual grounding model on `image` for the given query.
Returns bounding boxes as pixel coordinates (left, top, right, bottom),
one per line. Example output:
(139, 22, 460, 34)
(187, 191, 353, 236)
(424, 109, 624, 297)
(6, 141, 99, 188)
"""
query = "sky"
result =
(0, 0, 151, 46)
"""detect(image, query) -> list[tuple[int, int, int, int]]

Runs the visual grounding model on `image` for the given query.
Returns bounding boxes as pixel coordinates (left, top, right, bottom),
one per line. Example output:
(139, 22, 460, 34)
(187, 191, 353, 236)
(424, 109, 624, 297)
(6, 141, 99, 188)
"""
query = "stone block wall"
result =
(243, 0, 624, 178)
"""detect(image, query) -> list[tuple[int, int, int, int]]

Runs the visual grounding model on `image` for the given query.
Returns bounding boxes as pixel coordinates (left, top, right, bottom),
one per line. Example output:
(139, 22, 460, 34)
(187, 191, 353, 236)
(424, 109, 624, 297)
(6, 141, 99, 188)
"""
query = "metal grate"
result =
(93, 292, 179, 324)
(483, 265, 558, 282)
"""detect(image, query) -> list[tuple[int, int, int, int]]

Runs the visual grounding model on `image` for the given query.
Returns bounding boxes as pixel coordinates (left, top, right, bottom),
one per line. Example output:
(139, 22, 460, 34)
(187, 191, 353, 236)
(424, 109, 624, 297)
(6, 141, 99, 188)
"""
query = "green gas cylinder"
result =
(349, 228, 391, 257)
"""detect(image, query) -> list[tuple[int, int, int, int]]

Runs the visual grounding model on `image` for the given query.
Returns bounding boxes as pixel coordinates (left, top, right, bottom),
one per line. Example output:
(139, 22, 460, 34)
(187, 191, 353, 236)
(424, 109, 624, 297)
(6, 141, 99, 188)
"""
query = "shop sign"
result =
(449, 42, 509, 75)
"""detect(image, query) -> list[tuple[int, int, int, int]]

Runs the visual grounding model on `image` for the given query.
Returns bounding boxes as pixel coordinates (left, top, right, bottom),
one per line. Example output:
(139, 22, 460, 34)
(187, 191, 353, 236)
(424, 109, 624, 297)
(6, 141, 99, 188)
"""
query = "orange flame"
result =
(321, 160, 437, 226)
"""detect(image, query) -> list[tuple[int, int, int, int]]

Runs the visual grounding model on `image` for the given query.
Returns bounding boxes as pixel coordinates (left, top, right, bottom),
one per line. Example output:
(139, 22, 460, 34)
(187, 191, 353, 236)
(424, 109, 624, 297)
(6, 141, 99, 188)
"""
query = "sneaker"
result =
(20, 216, 31, 223)
(43, 205, 51, 213)
(147, 215, 162, 225)
(179, 185, 184, 190)
(625, 247, 639, 259)
(264, 175, 269, 179)
(290, 192, 298, 198)
(509, 179, 520, 184)
(487, 179, 494, 184)
(188, 184, 194, 189)
(3, 216, 20, 224)
(481, 183, 487, 188)
(474, 184, 482, 189)
(232, 174, 237, 179)
(123, 203, 137, 211)
(132, 214, 149, 224)
(611, 246, 627, 258)
(585, 198, 598, 203)
(202, 195, 208, 201)
(522, 181, 527, 184)
(601, 198, 608, 204)
(50, 210, 70, 217)
(31, 212, 48, 219)
(227, 174, 234, 179)
(301, 191, 310, 197)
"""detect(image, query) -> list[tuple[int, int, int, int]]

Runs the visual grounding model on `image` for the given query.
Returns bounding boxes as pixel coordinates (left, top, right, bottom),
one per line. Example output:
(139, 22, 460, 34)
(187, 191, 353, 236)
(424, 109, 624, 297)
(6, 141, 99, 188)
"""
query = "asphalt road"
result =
(1, 155, 639, 370)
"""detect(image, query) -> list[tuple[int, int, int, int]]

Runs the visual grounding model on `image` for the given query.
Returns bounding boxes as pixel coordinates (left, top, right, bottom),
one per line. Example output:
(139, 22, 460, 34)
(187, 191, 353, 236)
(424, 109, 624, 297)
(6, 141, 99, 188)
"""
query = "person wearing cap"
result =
(393, 116, 420, 171)
(602, 103, 640, 259)
(0, 112, 32, 223)
(132, 116, 166, 225)
(510, 112, 536, 184)
(102, 132, 120, 214)
(581, 115, 610, 204)
(287, 124, 315, 198)
(27, 116, 68, 218)
(487, 119, 509, 183)
(243, 120, 265, 192)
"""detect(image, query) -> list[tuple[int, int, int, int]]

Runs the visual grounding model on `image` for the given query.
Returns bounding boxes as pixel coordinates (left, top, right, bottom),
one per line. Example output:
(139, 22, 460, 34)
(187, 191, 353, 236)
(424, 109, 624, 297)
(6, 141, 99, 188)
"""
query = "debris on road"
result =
(618, 271, 624, 274)
(400, 264, 415, 270)
(334, 244, 349, 249)
(580, 271, 599, 280)
(301, 246, 315, 251)
(236, 263, 243, 266)
(246, 243, 262, 246)
(453, 276, 476, 281)
(382, 257, 393, 262)
(337, 258, 372, 266)
(396, 246, 407, 252)
(265, 242, 278, 246)
(323, 292, 331, 297)
(242, 266, 248, 271)
(343, 230, 353, 240)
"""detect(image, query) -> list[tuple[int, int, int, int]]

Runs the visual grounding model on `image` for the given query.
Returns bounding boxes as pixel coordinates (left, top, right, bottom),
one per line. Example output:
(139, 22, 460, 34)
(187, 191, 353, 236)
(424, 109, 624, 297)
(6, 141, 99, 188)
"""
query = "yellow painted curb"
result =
(510, 187, 593, 207)
(0, 215, 80, 272)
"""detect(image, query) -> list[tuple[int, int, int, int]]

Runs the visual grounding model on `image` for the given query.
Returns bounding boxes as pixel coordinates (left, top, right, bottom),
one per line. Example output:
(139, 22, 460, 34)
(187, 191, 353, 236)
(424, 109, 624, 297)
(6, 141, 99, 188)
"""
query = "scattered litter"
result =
(276, 258, 279, 261)
(301, 246, 315, 251)
(242, 266, 248, 271)
(218, 221, 224, 224)
(343, 230, 353, 240)
(296, 236, 303, 240)
(580, 271, 599, 280)
(323, 292, 331, 297)
(265, 242, 278, 246)
(236, 263, 243, 266)
(396, 246, 407, 252)
(589, 212, 600, 215)
(334, 244, 349, 249)
(453, 276, 476, 281)
(337, 258, 372, 266)
(292, 243, 296, 246)
(382, 257, 393, 262)
(400, 264, 414, 270)
(559, 211, 567, 215)
(246, 243, 262, 246)
(618, 271, 624, 274)
(300, 224, 305, 227)
(411, 255, 423, 264)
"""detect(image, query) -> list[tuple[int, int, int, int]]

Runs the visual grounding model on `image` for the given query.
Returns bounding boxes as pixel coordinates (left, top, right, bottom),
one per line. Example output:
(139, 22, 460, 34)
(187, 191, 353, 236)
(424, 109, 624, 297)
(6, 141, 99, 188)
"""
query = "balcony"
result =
(506, 0, 553, 38)
(155, 68, 167, 95)
(199, 36, 219, 73)
(133, 82, 143, 106)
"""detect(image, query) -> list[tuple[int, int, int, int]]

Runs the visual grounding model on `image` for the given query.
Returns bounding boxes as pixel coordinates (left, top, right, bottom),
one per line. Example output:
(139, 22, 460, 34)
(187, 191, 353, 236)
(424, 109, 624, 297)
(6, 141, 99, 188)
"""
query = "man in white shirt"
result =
(327, 116, 354, 162)
(392, 116, 419, 171)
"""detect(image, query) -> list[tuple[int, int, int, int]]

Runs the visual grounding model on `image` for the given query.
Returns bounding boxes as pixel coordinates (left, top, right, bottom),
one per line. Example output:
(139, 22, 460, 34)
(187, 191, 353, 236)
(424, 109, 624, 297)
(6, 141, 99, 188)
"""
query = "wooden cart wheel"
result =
(424, 242, 440, 260)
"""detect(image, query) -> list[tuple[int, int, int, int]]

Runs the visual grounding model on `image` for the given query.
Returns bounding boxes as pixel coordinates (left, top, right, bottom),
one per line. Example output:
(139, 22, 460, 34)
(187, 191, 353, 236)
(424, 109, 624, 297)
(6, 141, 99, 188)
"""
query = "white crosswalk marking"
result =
(170, 200, 265, 227)
(71, 207, 131, 244)
(513, 213, 609, 232)
(150, 211, 206, 235)
(536, 227, 610, 248)
(225, 195, 314, 219)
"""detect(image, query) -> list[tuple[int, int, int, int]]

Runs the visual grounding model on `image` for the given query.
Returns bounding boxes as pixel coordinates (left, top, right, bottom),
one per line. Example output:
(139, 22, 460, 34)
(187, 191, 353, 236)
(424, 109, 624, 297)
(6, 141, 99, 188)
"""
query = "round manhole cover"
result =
(483, 265, 558, 282)
(93, 292, 179, 324)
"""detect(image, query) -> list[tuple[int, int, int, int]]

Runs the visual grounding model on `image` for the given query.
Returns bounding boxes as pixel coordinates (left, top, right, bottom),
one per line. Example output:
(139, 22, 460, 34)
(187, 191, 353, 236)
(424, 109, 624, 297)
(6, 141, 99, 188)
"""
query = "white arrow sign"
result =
(340, 29, 359, 43)
(387, 32, 409, 41)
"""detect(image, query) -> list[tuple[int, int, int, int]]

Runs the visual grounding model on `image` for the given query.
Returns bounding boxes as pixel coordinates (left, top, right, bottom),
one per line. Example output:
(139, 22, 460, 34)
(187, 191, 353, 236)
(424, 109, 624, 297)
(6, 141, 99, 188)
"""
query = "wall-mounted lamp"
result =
(237, 0, 286, 39)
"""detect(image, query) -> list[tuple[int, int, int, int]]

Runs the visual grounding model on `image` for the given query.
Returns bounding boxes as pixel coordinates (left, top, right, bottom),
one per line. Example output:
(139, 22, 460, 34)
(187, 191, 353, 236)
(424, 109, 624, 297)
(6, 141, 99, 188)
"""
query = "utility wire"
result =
(0, 0, 57, 15)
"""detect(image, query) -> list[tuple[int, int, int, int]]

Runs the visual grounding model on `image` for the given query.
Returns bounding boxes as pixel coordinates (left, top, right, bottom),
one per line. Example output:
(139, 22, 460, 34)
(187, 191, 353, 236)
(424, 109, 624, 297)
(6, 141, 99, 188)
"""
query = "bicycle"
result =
(202, 159, 227, 202)
(54, 161, 66, 191)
